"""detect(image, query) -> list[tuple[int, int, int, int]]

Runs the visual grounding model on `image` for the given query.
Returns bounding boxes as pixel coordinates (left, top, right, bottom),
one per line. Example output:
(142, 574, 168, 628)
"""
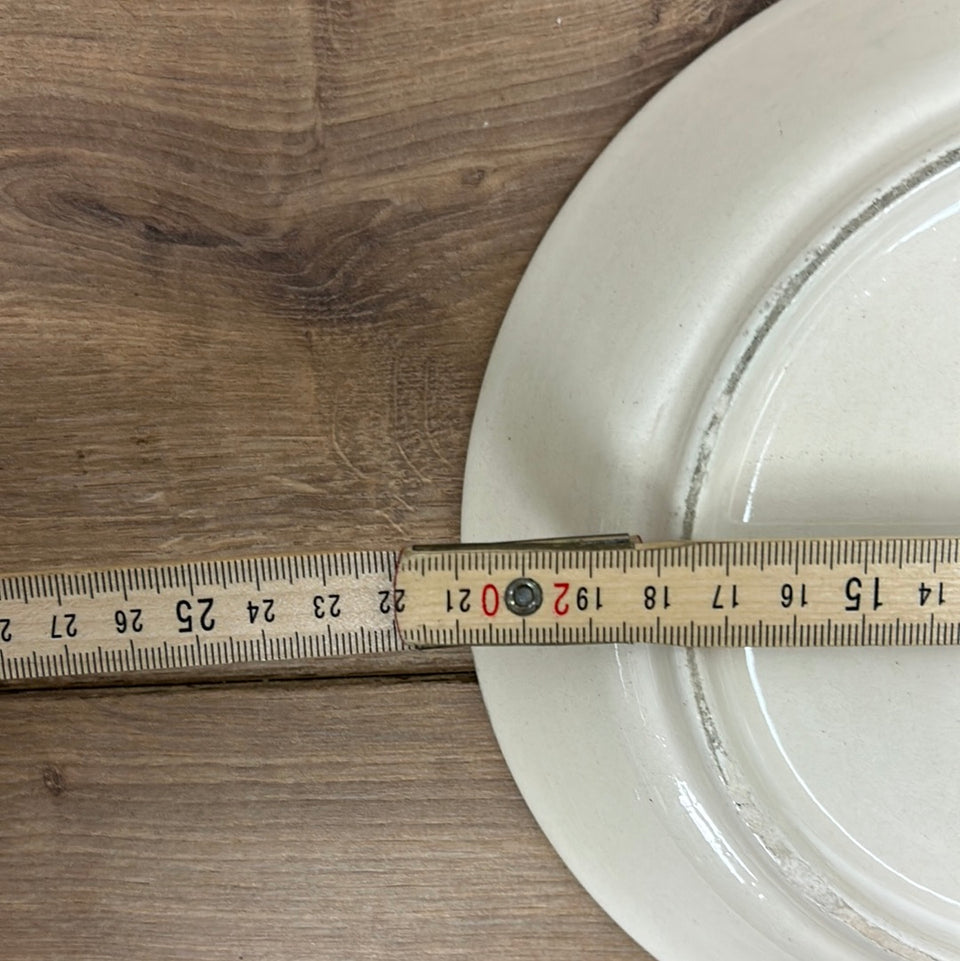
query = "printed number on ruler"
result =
(0, 552, 406, 680)
(395, 538, 960, 648)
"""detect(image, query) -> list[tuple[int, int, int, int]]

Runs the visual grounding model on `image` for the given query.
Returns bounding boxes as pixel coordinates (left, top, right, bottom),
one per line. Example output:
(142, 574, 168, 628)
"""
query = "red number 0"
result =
(482, 584, 499, 617)
(554, 582, 570, 616)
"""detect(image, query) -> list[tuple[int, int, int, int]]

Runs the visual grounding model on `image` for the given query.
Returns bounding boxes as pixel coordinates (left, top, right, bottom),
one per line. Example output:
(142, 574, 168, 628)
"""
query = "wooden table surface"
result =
(0, 2, 771, 957)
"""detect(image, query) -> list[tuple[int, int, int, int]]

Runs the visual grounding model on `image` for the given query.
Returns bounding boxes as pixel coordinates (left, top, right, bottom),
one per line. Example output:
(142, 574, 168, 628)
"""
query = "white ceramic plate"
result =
(461, 1, 960, 958)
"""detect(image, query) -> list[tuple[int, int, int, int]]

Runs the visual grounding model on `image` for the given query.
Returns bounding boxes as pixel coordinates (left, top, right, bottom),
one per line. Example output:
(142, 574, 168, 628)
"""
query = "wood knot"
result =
(460, 167, 487, 187)
(41, 763, 66, 797)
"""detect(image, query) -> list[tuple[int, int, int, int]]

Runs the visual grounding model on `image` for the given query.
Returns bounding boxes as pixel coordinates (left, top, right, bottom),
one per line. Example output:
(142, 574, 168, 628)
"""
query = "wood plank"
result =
(0, 676, 648, 960)
(0, 1, 776, 957)
(0, 0, 772, 572)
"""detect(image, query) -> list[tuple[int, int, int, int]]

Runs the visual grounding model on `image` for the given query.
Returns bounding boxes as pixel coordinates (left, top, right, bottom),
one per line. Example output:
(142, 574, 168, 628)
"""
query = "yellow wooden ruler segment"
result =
(2, 535, 960, 682)
(0, 551, 404, 683)
(397, 535, 960, 648)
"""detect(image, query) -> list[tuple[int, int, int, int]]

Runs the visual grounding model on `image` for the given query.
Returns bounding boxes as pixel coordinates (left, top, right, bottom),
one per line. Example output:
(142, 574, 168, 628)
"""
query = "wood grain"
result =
(0, 1, 773, 957)
(0, 0, 771, 568)
(0, 678, 641, 960)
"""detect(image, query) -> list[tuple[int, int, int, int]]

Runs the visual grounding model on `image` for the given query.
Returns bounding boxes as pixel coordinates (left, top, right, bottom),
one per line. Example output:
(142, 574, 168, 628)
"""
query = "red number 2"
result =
(553, 582, 570, 616)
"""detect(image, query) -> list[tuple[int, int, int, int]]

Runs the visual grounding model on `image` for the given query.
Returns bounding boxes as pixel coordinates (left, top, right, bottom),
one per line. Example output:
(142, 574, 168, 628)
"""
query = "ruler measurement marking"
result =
(4, 538, 960, 681)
